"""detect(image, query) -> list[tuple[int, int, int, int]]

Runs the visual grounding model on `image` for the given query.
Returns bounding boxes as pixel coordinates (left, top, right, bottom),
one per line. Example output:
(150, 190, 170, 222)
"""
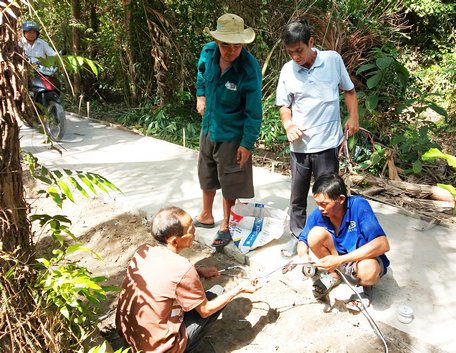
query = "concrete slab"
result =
(20, 114, 456, 352)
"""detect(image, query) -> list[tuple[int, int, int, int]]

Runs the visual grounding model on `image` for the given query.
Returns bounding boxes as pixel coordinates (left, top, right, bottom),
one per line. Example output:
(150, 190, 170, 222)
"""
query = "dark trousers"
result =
(184, 291, 223, 352)
(290, 148, 339, 237)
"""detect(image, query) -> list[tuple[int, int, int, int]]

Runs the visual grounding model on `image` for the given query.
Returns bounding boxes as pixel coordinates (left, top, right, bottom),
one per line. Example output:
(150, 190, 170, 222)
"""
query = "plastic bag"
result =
(229, 202, 287, 254)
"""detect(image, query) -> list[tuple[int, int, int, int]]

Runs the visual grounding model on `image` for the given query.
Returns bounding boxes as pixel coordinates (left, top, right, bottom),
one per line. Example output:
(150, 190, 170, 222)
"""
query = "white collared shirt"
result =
(19, 37, 56, 64)
(276, 49, 354, 153)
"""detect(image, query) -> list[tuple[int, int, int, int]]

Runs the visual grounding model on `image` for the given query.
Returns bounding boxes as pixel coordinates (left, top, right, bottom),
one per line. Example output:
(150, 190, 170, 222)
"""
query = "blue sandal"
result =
(211, 230, 232, 248)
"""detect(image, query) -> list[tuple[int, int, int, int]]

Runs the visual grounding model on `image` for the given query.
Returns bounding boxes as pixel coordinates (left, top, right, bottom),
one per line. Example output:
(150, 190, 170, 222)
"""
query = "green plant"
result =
(354, 44, 449, 176)
(4, 153, 123, 351)
(259, 96, 288, 153)
(413, 45, 456, 123)
(356, 46, 409, 113)
(396, 86, 448, 121)
(23, 151, 121, 208)
(35, 247, 117, 343)
(60, 55, 102, 78)
(341, 135, 389, 176)
(35, 54, 101, 78)
(108, 94, 201, 149)
(390, 124, 440, 174)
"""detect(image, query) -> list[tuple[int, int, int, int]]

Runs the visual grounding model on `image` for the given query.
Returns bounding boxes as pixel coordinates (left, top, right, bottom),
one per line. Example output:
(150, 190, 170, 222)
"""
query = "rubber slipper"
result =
(338, 262, 358, 285)
(193, 217, 215, 229)
(346, 286, 372, 312)
(312, 271, 341, 300)
(280, 235, 298, 258)
(211, 229, 232, 248)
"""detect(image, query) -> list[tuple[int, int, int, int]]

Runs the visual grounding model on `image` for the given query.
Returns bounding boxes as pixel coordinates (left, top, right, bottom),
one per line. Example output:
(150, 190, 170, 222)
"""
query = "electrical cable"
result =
(335, 268, 389, 353)
(219, 262, 389, 352)
(255, 262, 390, 353)
(219, 265, 244, 273)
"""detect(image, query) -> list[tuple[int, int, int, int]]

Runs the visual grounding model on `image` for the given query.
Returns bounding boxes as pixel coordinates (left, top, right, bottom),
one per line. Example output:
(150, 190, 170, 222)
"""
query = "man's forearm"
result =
(198, 286, 244, 318)
(339, 236, 389, 264)
(279, 106, 293, 129)
(344, 89, 359, 120)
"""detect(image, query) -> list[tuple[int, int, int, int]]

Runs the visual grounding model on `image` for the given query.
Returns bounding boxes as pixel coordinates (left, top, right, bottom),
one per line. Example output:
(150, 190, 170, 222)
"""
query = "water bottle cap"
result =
(398, 304, 414, 323)
(398, 304, 413, 317)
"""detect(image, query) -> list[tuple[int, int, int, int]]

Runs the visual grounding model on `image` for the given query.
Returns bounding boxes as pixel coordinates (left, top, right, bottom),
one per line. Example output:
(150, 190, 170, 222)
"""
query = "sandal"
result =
(338, 262, 359, 285)
(193, 217, 215, 229)
(280, 235, 298, 258)
(312, 272, 341, 300)
(346, 286, 372, 312)
(211, 229, 232, 248)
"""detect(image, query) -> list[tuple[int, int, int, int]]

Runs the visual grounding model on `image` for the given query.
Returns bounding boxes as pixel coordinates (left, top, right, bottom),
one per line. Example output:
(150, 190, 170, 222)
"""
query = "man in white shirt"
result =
(276, 19, 359, 257)
(19, 21, 56, 65)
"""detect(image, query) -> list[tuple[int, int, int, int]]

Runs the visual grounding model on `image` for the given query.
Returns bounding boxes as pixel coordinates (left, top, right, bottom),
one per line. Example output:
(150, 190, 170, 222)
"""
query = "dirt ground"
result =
(27, 179, 439, 353)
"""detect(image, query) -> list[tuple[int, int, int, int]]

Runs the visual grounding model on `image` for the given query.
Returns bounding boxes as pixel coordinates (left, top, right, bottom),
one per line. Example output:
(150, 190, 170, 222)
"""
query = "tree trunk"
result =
(122, 0, 138, 105)
(71, 0, 82, 98)
(0, 15, 32, 255)
(351, 174, 454, 202)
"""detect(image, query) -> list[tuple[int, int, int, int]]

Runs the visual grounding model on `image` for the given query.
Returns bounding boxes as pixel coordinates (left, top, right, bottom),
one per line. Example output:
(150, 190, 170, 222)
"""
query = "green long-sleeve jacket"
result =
(196, 42, 262, 151)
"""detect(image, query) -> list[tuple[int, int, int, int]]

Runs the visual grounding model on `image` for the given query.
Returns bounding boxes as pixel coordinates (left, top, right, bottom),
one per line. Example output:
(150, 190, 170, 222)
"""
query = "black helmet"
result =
(22, 21, 40, 32)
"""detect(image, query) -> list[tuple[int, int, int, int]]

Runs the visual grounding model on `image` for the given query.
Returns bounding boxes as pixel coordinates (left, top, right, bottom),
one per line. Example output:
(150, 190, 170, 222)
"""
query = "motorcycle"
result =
(29, 65, 66, 141)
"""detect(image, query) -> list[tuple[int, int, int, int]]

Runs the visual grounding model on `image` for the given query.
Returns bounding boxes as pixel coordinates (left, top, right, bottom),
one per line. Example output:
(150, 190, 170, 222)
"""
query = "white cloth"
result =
(276, 49, 354, 153)
(19, 37, 56, 64)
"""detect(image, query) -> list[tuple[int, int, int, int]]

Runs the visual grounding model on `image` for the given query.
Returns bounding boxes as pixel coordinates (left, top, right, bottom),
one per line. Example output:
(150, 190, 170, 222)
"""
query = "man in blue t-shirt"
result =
(297, 174, 390, 310)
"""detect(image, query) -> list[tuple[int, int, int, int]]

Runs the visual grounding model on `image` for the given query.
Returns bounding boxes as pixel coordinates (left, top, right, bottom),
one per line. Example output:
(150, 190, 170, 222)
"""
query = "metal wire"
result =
(218, 261, 389, 353)
(335, 268, 389, 353)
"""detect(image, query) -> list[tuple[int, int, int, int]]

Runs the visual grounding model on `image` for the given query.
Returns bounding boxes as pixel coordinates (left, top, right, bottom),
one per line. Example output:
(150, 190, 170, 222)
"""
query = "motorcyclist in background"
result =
(19, 20, 65, 142)
(19, 20, 56, 65)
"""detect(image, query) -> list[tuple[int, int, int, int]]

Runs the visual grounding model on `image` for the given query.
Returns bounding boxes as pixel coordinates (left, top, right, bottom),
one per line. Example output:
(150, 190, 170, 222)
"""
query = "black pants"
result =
(183, 290, 223, 352)
(289, 148, 339, 237)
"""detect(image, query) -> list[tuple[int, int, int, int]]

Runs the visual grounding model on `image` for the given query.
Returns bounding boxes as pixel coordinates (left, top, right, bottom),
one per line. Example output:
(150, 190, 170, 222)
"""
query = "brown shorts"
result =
(198, 132, 254, 200)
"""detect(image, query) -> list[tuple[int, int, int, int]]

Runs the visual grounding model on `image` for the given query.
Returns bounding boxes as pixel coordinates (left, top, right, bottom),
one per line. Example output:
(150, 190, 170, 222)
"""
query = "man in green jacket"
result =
(194, 13, 262, 248)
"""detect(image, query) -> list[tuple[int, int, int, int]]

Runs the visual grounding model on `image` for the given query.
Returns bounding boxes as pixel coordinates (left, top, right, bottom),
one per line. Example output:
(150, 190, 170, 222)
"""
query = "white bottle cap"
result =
(398, 304, 414, 324)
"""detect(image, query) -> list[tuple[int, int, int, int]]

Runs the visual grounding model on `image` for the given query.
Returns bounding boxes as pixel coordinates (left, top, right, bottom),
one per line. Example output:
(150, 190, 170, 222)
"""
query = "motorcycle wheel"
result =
(45, 101, 66, 141)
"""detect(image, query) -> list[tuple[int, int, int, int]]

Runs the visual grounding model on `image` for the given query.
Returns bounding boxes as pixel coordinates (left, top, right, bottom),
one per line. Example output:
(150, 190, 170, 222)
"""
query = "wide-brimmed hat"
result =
(208, 14, 255, 44)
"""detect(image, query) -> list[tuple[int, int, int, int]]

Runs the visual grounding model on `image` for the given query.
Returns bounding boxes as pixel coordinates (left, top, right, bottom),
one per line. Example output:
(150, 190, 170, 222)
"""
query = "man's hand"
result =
(314, 255, 344, 272)
(237, 146, 251, 169)
(197, 266, 220, 280)
(285, 124, 303, 143)
(240, 278, 262, 294)
(344, 115, 359, 137)
(196, 96, 206, 117)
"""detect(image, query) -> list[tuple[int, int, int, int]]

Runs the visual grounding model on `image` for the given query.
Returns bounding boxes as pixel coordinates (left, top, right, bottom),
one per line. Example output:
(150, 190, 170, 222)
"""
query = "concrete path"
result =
(20, 114, 456, 352)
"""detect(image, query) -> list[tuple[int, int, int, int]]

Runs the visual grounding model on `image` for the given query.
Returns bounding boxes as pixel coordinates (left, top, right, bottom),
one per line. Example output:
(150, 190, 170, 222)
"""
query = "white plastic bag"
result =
(229, 202, 287, 254)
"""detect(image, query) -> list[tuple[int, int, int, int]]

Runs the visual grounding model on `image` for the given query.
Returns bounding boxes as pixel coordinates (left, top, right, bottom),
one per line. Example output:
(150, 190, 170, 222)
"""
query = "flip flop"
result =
(312, 271, 341, 300)
(193, 217, 215, 229)
(211, 229, 232, 248)
(346, 286, 372, 312)
(280, 235, 298, 258)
